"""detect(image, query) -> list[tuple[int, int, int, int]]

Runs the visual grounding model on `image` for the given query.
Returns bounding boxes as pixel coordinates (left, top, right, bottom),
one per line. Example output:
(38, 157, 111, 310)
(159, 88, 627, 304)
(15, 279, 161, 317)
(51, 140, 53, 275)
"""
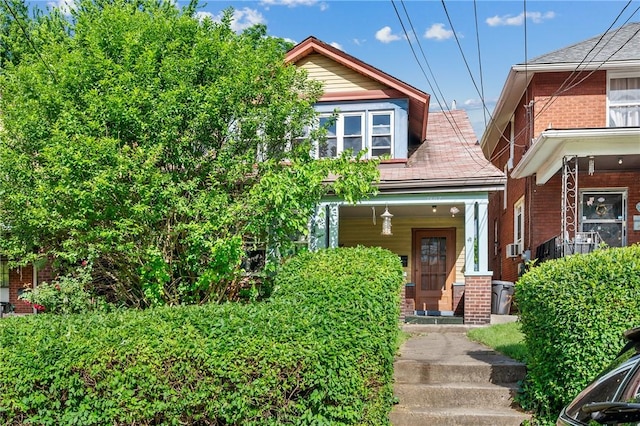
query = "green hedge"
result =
(516, 244, 640, 422)
(0, 246, 403, 425)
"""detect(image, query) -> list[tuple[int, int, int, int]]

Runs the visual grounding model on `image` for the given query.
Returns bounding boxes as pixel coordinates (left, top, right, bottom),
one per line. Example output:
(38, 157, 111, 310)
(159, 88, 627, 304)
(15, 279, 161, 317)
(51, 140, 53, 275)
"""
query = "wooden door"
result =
(412, 228, 455, 312)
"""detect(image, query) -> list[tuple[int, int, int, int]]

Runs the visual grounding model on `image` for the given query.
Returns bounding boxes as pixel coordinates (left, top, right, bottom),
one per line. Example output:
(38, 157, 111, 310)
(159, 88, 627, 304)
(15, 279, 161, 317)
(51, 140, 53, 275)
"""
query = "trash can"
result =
(491, 280, 515, 315)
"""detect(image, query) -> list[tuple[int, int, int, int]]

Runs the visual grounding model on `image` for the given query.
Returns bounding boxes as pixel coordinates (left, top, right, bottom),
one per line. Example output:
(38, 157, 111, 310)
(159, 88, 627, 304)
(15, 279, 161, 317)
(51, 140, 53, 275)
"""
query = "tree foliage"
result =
(0, 0, 379, 307)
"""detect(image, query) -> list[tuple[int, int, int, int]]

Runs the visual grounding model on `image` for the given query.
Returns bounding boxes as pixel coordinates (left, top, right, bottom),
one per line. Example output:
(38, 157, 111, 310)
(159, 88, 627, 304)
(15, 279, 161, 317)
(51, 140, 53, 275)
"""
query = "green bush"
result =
(0, 246, 403, 425)
(516, 244, 640, 422)
(18, 263, 111, 314)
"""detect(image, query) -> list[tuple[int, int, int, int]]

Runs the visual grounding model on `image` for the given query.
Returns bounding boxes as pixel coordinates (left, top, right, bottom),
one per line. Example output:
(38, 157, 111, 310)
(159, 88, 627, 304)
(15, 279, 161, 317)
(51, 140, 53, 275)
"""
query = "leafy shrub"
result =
(515, 244, 640, 422)
(18, 263, 111, 315)
(0, 247, 403, 425)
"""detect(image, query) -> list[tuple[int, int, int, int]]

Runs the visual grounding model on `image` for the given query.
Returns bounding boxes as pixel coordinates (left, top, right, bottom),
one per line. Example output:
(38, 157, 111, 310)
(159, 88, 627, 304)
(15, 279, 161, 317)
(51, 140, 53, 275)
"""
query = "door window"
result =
(581, 190, 626, 247)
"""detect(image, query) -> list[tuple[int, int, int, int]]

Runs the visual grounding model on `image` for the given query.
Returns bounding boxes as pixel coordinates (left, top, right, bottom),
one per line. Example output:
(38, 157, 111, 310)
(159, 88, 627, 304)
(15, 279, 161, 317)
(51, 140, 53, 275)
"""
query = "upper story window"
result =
(608, 73, 640, 127)
(318, 114, 364, 158)
(316, 110, 394, 159)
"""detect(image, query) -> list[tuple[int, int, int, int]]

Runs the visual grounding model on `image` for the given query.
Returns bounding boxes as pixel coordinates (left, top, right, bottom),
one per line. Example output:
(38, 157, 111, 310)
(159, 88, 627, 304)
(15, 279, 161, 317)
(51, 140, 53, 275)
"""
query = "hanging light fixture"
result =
(381, 207, 393, 236)
(432, 205, 437, 213)
(588, 156, 594, 176)
(450, 206, 460, 217)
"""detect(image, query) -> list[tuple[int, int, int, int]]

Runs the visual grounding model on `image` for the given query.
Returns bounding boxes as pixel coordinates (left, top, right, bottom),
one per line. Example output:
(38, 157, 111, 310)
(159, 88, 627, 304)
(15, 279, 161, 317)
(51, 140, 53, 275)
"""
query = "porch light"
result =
(618, 157, 623, 165)
(381, 207, 393, 236)
(450, 206, 460, 217)
(588, 156, 594, 176)
(432, 205, 437, 213)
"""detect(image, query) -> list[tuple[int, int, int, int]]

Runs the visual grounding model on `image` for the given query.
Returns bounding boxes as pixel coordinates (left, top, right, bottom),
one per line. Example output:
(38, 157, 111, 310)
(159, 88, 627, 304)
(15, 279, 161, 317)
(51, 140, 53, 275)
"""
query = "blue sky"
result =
(193, 0, 640, 138)
(40, 0, 640, 138)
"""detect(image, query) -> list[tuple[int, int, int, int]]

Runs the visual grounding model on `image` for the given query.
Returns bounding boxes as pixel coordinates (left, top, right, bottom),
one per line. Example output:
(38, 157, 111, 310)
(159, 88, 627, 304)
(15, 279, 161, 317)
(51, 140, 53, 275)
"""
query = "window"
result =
(315, 110, 394, 159)
(580, 190, 627, 247)
(370, 112, 393, 157)
(318, 113, 363, 158)
(514, 197, 524, 250)
(608, 74, 640, 127)
(0, 259, 8, 289)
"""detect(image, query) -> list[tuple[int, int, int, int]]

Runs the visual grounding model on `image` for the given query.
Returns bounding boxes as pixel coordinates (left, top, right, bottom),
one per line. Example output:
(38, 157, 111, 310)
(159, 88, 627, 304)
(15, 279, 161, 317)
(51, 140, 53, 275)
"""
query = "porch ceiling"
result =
(339, 203, 466, 218)
(511, 127, 640, 184)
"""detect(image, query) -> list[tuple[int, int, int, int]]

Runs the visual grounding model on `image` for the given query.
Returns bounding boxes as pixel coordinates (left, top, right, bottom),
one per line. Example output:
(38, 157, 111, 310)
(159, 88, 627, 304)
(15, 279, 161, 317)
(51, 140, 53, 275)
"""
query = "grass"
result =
(467, 321, 528, 362)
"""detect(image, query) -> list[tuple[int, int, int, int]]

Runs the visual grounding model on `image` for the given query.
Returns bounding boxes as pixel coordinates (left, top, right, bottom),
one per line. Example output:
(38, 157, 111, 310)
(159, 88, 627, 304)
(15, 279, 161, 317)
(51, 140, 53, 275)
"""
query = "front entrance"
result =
(412, 228, 455, 312)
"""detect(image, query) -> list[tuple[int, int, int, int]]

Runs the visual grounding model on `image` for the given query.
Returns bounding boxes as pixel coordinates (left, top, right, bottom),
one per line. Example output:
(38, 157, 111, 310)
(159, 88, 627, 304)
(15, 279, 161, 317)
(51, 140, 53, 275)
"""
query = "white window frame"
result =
(368, 110, 394, 158)
(514, 196, 524, 250)
(607, 71, 640, 127)
(316, 113, 364, 159)
(579, 188, 627, 247)
(503, 164, 508, 210)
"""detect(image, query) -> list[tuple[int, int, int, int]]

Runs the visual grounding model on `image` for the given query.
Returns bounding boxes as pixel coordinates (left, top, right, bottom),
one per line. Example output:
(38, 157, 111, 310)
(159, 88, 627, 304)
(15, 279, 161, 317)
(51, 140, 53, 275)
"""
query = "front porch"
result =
(310, 193, 494, 325)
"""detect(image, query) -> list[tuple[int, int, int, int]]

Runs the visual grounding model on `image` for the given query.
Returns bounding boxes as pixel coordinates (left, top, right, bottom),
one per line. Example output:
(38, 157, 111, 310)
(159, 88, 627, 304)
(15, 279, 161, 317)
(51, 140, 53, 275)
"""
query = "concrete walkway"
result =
(390, 316, 532, 425)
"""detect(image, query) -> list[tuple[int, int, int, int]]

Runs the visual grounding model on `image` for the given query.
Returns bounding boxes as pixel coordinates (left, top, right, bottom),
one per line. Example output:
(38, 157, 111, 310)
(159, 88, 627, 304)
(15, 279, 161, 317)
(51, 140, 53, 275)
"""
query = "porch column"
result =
(327, 204, 339, 248)
(308, 203, 340, 251)
(463, 201, 492, 325)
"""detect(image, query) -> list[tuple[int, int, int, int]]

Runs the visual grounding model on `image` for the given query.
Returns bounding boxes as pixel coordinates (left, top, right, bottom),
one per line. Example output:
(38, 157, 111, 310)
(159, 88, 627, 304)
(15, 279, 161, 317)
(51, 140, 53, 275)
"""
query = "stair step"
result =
(393, 382, 521, 409)
(389, 406, 531, 426)
(394, 359, 526, 384)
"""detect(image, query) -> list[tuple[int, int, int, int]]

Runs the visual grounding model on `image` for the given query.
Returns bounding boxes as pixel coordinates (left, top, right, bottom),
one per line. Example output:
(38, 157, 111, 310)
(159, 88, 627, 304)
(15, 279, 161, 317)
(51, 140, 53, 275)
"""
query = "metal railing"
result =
(535, 231, 602, 263)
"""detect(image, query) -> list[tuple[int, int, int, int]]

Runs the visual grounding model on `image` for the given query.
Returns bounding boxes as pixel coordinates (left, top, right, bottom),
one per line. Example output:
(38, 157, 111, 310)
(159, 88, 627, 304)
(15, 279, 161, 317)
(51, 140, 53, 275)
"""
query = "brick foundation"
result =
(463, 274, 492, 325)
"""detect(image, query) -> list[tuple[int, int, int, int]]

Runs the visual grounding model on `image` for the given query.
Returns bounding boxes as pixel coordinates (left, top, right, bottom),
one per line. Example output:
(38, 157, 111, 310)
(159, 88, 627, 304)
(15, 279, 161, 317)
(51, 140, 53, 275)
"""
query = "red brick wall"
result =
(9, 265, 35, 314)
(463, 274, 491, 325)
(487, 69, 638, 284)
(531, 71, 607, 134)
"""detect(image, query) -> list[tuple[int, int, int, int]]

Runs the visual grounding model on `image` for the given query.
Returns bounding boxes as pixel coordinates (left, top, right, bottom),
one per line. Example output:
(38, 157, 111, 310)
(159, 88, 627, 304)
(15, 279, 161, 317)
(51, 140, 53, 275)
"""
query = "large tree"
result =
(0, 0, 379, 307)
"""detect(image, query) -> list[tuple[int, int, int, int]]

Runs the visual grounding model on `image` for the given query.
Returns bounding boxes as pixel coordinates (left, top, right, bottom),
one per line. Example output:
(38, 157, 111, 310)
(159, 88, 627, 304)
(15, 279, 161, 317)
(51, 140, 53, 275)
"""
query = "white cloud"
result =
(207, 8, 266, 32)
(47, 0, 76, 15)
(195, 11, 214, 22)
(330, 41, 343, 50)
(424, 23, 454, 41)
(353, 38, 366, 46)
(319, 2, 329, 11)
(260, 0, 318, 7)
(486, 11, 555, 27)
(375, 26, 402, 43)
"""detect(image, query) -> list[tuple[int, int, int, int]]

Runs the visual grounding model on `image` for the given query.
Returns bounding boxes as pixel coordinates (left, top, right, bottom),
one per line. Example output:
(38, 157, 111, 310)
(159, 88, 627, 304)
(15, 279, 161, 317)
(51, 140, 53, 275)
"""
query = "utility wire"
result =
(473, 0, 487, 130)
(1, 0, 57, 83)
(392, 0, 490, 171)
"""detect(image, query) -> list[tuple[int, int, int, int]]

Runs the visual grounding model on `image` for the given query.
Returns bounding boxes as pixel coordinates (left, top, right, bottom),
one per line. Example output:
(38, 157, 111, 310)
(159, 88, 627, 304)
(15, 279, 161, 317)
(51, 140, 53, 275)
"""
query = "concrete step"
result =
(389, 406, 531, 426)
(394, 358, 527, 384)
(393, 382, 521, 409)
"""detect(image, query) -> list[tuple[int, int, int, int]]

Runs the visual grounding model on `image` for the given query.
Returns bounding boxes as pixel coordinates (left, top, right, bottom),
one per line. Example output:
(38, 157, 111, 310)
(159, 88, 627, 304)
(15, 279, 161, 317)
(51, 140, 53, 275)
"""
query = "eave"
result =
(511, 127, 640, 184)
(286, 36, 430, 141)
(480, 60, 640, 159)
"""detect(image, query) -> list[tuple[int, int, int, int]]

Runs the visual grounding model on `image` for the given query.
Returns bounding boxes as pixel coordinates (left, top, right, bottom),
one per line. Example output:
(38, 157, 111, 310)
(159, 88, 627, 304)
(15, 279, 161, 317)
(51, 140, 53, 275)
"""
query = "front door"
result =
(412, 228, 455, 312)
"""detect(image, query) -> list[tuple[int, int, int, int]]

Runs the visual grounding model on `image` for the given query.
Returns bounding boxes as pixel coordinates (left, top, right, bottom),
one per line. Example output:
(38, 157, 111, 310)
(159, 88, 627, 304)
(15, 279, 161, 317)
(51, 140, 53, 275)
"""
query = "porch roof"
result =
(378, 110, 506, 191)
(511, 127, 640, 184)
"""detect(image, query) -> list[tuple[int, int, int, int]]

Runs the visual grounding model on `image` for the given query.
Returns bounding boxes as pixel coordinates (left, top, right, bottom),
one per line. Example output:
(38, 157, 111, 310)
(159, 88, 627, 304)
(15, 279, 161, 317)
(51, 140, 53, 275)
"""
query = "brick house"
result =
(288, 37, 505, 324)
(480, 22, 640, 284)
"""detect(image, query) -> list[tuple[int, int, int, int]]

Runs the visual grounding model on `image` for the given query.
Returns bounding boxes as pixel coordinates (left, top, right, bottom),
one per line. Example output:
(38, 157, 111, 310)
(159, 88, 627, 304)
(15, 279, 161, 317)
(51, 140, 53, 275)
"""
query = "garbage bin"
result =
(491, 280, 515, 315)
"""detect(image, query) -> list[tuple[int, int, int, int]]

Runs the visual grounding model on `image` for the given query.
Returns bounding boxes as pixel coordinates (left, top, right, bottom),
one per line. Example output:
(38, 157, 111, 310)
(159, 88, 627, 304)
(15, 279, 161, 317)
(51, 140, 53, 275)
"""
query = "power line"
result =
(1, 0, 57, 83)
(391, 0, 490, 171)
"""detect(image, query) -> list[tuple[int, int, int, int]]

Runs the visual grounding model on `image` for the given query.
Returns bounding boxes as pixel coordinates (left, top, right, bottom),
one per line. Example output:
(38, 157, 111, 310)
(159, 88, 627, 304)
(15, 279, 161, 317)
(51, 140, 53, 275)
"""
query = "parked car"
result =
(557, 327, 640, 425)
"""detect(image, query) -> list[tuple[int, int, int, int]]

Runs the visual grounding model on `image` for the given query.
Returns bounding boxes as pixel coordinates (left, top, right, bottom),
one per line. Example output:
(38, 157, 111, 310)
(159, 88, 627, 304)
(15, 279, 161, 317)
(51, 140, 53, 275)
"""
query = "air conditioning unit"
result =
(506, 243, 522, 258)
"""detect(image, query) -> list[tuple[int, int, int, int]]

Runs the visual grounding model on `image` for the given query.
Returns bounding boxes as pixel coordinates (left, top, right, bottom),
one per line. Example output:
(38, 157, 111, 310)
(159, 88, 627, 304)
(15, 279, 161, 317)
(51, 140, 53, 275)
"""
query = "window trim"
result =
(607, 71, 640, 127)
(368, 110, 394, 158)
(579, 188, 627, 247)
(314, 109, 395, 159)
(514, 196, 524, 249)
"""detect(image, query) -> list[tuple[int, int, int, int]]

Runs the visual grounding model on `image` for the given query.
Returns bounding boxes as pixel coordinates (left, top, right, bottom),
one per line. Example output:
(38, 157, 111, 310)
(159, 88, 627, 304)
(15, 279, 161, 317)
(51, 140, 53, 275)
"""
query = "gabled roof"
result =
(286, 36, 430, 142)
(480, 22, 640, 158)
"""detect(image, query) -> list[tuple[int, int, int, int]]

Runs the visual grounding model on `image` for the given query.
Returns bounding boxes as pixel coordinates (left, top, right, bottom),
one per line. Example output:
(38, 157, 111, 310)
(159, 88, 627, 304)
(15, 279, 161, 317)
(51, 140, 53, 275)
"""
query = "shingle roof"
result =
(379, 110, 505, 190)
(525, 21, 640, 65)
